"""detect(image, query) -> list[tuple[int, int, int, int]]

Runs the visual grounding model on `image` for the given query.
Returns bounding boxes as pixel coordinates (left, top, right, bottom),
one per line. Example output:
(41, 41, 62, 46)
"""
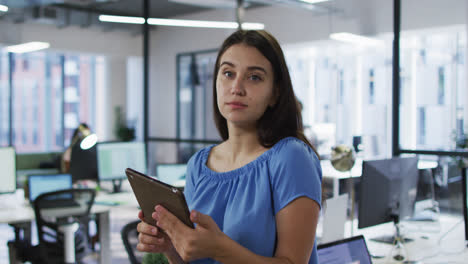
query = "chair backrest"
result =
(121, 220, 145, 264)
(33, 188, 96, 263)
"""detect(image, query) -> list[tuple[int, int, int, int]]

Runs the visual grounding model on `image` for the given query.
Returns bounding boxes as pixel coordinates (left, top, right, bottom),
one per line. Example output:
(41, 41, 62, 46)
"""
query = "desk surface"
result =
(0, 190, 137, 264)
(355, 214, 468, 263)
(321, 159, 439, 179)
(0, 190, 137, 224)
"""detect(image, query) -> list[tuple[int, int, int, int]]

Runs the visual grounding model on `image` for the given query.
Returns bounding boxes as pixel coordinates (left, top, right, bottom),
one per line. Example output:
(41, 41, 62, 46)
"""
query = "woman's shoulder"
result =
(271, 137, 317, 158)
(268, 137, 322, 183)
(267, 137, 320, 171)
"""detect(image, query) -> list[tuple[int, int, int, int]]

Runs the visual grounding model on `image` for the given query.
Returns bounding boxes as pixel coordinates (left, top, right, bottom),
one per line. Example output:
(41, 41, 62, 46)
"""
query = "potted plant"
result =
(142, 253, 169, 264)
(114, 106, 135, 141)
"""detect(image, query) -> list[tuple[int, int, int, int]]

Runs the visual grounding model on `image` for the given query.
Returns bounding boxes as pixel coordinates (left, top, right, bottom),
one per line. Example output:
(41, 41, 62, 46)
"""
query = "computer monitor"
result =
(156, 163, 187, 187)
(69, 141, 98, 183)
(0, 147, 16, 194)
(462, 168, 468, 243)
(358, 157, 419, 242)
(28, 173, 72, 202)
(97, 141, 146, 193)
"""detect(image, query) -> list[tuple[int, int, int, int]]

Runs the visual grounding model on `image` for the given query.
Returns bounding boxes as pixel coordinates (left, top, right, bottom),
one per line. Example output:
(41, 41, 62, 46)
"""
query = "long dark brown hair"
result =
(212, 30, 317, 154)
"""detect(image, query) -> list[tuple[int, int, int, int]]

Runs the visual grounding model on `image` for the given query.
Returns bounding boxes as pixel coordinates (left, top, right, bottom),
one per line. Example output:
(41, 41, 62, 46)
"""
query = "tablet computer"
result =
(125, 168, 194, 228)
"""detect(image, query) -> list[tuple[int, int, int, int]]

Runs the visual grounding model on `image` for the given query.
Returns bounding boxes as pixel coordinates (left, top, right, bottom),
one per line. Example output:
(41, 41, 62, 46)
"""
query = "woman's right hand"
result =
(136, 210, 174, 253)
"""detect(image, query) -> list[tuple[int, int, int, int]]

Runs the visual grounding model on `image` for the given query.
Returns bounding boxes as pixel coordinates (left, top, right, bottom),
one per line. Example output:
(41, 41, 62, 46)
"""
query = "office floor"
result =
(0, 206, 140, 264)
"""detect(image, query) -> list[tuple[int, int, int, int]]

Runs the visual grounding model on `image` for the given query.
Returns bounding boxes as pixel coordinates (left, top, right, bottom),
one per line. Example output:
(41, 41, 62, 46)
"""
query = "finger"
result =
(138, 210, 144, 220)
(137, 221, 158, 236)
(136, 242, 158, 253)
(138, 233, 166, 245)
(154, 205, 184, 237)
(190, 210, 215, 229)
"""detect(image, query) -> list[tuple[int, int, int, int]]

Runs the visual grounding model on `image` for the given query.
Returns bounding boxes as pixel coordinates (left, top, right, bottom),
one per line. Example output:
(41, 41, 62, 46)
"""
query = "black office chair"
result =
(121, 220, 145, 264)
(32, 188, 96, 264)
(121, 221, 169, 264)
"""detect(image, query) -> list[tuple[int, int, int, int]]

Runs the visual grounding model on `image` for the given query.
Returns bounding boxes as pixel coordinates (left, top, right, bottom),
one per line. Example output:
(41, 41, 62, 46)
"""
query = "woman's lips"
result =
(227, 102, 247, 109)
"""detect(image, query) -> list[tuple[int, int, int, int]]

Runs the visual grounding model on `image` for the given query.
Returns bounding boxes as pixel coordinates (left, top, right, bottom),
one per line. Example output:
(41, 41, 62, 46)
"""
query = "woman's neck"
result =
(223, 125, 266, 164)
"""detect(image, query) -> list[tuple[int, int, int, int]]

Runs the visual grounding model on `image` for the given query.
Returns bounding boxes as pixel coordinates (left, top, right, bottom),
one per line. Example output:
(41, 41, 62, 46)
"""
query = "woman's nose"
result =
(230, 77, 245, 96)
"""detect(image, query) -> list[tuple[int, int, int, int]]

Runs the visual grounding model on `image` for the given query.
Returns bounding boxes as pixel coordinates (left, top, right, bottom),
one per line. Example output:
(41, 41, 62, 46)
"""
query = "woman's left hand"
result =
(153, 205, 226, 262)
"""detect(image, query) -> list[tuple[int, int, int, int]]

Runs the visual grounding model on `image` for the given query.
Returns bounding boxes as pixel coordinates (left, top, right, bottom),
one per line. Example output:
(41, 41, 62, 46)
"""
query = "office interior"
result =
(0, 0, 468, 263)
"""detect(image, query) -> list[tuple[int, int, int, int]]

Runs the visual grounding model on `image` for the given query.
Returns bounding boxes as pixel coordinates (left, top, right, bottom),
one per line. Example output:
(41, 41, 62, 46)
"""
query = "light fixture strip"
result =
(98, 15, 145, 24)
(330, 32, 383, 46)
(148, 18, 237, 28)
(5, 42, 50, 53)
(0, 4, 8, 12)
(299, 0, 331, 4)
(98, 15, 264, 30)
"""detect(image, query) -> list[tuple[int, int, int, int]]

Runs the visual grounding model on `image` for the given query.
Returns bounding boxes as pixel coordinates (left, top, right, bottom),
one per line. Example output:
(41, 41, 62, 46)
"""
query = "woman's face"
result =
(216, 44, 276, 128)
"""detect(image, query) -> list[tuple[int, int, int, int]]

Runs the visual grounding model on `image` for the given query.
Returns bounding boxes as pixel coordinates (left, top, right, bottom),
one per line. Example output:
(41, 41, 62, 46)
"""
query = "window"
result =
(369, 69, 375, 105)
(175, 51, 219, 163)
(400, 28, 465, 150)
(63, 55, 97, 147)
(0, 48, 103, 153)
(285, 43, 390, 159)
(418, 107, 426, 145)
(283, 25, 465, 158)
(0, 51, 9, 147)
(438, 66, 445, 105)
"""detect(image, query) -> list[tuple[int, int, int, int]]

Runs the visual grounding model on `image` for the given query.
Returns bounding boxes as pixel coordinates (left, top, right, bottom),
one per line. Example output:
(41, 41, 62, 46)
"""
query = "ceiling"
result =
(0, 0, 336, 32)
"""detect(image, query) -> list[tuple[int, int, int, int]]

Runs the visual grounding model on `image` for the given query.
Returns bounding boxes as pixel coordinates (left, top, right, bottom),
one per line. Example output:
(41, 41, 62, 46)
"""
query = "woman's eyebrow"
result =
(247, 66, 267, 74)
(220, 61, 235, 68)
(220, 61, 267, 74)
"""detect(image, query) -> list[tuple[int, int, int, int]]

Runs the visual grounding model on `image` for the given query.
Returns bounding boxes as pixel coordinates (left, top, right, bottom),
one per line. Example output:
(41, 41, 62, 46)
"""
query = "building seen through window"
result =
(0, 48, 104, 153)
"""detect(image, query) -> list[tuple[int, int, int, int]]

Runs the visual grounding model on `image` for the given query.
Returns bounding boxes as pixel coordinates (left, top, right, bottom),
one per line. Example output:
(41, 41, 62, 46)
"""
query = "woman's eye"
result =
(223, 71, 233, 78)
(249, 74, 262, 81)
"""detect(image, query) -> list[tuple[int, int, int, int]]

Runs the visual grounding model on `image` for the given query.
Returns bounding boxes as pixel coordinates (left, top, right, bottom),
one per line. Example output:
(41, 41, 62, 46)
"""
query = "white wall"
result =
(0, 21, 142, 141)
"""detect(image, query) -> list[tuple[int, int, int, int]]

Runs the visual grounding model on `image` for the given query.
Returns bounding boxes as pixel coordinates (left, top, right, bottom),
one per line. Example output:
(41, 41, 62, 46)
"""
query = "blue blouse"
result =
(184, 137, 322, 264)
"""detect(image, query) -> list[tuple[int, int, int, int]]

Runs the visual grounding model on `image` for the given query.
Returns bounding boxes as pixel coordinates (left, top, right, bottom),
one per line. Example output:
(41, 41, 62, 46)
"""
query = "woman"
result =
(137, 30, 322, 264)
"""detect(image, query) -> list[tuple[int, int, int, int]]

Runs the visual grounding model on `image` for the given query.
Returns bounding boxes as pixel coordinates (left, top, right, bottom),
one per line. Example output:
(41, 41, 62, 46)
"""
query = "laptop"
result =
(28, 173, 78, 208)
(317, 235, 373, 264)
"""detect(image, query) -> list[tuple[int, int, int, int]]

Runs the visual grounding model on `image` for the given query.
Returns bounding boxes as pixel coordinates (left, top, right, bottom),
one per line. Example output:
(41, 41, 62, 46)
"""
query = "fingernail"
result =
(151, 228, 157, 235)
(155, 205, 162, 213)
(152, 212, 158, 220)
(192, 211, 198, 220)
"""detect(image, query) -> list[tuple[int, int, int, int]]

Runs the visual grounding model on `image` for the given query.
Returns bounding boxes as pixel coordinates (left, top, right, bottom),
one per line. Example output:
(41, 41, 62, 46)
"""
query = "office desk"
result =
(321, 159, 439, 198)
(0, 191, 116, 264)
(321, 160, 362, 198)
(352, 214, 468, 263)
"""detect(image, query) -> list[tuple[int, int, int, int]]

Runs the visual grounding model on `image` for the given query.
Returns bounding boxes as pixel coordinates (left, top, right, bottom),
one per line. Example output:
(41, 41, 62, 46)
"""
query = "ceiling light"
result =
(0, 4, 8, 12)
(148, 18, 264, 30)
(148, 18, 237, 28)
(299, 0, 331, 4)
(99, 14, 264, 30)
(241, 22, 265, 30)
(5, 42, 50, 53)
(330, 32, 383, 46)
(99, 15, 145, 24)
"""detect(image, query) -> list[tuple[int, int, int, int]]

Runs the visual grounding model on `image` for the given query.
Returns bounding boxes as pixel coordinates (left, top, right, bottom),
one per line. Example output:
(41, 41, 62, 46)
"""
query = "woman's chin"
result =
(227, 119, 257, 129)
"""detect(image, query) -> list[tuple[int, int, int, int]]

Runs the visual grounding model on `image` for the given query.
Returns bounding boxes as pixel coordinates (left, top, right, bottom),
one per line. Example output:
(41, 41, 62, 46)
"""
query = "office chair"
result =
(121, 220, 145, 264)
(32, 188, 96, 264)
